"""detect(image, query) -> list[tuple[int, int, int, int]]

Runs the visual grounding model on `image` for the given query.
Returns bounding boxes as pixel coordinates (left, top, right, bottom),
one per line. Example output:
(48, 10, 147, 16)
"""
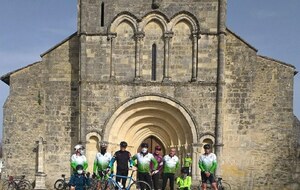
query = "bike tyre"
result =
(2, 180, 17, 190)
(103, 180, 115, 190)
(129, 180, 151, 190)
(17, 181, 32, 190)
(220, 181, 231, 190)
(54, 179, 66, 190)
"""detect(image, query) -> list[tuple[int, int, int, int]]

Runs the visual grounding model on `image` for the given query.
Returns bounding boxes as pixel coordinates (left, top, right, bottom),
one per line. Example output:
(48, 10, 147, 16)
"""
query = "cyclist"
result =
(108, 141, 133, 188)
(151, 145, 163, 190)
(93, 142, 112, 189)
(71, 144, 88, 173)
(176, 167, 192, 190)
(132, 143, 158, 189)
(183, 153, 192, 175)
(162, 147, 179, 190)
(198, 144, 217, 190)
(69, 164, 90, 190)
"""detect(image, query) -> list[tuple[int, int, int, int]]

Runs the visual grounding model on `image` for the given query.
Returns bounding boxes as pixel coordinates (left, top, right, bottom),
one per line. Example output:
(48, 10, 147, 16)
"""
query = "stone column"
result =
(108, 33, 117, 80)
(34, 137, 47, 190)
(191, 143, 202, 183)
(163, 32, 173, 82)
(191, 31, 199, 82)
(134, 32, 145, 82)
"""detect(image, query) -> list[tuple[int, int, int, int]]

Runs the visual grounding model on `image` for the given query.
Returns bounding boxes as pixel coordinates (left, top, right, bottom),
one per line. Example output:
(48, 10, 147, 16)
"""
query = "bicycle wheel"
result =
(103, 180, 115, 190)
(220, 181, 231, 190)
(129, 180, 151, 190)
(2, 181, 17, 190)
(17, 181, 32, 190)
(54, 179, 66, 190)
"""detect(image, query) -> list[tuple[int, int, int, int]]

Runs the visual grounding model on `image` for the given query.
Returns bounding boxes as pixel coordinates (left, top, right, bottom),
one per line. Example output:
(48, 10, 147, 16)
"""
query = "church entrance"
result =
(86, 95, 201, 180)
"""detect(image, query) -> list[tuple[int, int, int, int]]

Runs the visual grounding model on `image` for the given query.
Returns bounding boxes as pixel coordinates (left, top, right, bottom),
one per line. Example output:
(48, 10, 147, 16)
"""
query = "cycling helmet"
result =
(120, 141, 128, 148)
(181, 167, 189, 174)
(141, 142, 149, 148)
(203, 144, 211, 149)
(100, 142, 108, 148)
(74, 144, 84, 151)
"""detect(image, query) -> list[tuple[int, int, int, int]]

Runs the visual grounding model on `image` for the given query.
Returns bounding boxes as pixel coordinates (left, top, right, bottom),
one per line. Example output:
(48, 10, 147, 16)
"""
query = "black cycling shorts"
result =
(201, 171, 216, 184)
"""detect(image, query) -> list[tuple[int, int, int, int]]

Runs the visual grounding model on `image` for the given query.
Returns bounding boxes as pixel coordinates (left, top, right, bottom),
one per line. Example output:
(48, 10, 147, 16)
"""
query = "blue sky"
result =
(0, 0, 299, 140)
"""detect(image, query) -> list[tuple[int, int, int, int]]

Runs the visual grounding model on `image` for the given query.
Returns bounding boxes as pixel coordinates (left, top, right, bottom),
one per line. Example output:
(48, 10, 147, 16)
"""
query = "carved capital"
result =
(135, 31, 145, 41)
(164, 32, 174, 40)
(107, 33, 117, 40)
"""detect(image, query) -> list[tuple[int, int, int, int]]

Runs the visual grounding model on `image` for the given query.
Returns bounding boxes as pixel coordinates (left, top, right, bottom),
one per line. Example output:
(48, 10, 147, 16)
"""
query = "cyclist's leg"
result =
(209, 174, 217, 190)
(200, 172, 208, 190)
(169, 173, 175, 190)
(120, 170, 128, 188)
(161, 173, 168, 190)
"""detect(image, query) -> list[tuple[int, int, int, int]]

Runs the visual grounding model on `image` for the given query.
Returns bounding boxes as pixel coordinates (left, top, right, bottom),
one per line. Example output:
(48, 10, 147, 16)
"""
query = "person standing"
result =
(183, 153, 192, 175)
(108, 141, 133, 188)
(198, 144, 217, 190)
(69, 164, 90, 190)
(132, 143, 158, 189)
(151, 145, 163, 190)
(162, 147, 179, 190)
(71, 144, 88, 173)
(93, 142, 112, 189)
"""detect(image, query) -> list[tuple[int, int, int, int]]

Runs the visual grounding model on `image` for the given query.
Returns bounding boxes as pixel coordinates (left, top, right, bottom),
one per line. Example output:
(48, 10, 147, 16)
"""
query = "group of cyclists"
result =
(69, 141, 218, 190)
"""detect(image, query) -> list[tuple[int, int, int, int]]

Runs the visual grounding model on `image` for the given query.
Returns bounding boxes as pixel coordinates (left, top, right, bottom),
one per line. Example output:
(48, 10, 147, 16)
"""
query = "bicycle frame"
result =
(107, 170, 136, 190)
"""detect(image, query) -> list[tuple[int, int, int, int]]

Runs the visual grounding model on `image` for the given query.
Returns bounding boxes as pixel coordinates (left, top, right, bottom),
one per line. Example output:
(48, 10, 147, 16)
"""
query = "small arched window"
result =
(101, 2, 105, 27)
(152, 44, 157, 81)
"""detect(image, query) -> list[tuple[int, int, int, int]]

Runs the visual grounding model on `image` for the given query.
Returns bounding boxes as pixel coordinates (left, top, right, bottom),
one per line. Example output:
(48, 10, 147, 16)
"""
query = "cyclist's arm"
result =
(209, 161, 217, 173)
(175, 159, 179, 171)
(108, 156, 116, 168)
(83, 162, 88, 171)
(198, 159, 205, 172)
(128, 153, 133, 168)
(152, 157, 158, 170)
(93, 159, 98, 174)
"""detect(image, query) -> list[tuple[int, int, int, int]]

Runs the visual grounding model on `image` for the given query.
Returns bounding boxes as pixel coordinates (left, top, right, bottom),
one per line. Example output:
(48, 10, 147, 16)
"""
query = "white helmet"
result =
(74, 144, 84, 151)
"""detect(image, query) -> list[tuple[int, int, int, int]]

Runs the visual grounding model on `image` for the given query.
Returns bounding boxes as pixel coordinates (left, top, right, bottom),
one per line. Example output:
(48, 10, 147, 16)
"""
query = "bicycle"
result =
(89, 170, 110, 190)
(103, 169, 151, 190)
(2, 175, 32, 190)
(54, 174, 70, 190)
(198, 177, 231, 190)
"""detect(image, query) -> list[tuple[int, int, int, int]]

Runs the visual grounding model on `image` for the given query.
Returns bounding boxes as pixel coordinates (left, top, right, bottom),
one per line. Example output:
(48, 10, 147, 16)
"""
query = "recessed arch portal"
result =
(103, 95, 197, 154)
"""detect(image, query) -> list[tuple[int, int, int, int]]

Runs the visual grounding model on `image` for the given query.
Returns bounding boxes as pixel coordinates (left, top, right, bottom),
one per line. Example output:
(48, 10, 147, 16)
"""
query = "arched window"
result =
(152, 44, 157, 81)
(101, 2, 105, 27)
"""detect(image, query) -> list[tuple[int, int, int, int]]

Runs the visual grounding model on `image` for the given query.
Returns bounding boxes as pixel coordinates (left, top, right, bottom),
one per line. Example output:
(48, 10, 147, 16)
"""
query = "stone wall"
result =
(79, 0, 219, 34)
(224, 31, 297, 189)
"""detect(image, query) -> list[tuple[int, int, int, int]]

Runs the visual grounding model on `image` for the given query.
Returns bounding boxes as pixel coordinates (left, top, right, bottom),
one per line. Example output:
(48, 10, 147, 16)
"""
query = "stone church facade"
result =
(1, 0, 300, 189)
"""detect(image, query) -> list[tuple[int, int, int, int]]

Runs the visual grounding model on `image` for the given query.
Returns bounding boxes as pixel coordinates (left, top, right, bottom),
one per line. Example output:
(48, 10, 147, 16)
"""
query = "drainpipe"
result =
(215, 0, 227, 177)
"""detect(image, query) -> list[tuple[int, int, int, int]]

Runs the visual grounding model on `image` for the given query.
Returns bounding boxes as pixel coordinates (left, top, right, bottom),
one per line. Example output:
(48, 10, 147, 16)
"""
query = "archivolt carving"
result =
(109, 12, 138, 33)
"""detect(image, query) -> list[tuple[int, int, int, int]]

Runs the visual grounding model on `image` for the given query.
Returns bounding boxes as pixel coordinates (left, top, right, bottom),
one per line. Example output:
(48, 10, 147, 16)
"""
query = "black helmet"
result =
(76, 164, 84, 171)
(203, 144, 211, 149)
(141, 142, 148, 148)
(120, 141, 128, 147)
(181, 167, 189, 174)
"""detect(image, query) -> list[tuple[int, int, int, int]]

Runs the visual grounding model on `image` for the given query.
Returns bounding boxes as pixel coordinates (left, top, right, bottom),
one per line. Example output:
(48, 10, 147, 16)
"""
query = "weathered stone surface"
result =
(1, 1, 299, 189)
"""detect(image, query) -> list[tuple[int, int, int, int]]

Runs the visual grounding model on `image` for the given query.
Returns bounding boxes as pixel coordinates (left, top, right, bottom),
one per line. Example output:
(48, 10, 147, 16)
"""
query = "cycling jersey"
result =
(93, 152, 112, 174)
(176, 175, 192, 190)
(132, 152, 158, 173)
(71, 154, 88, 171)
(109, 150, 133, 170)
(198, 153, 217, 173)
(183, 157, 192, 167)
(163, 155, 179, 174)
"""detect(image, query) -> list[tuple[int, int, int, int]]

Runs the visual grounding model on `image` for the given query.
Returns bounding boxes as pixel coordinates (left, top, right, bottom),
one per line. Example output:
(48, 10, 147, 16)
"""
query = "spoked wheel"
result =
(2, 181, 17, 190)
(103, 181, 115, 190)
(220, 182, 231, 190)
(18, 181, 32, 190)
(129, 180, 151, 190)
(54, 179, 66, 190)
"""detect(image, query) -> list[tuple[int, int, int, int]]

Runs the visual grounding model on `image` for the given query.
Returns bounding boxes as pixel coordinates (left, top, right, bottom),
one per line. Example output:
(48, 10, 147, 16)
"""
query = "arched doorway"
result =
(103, 96, 198, 176)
